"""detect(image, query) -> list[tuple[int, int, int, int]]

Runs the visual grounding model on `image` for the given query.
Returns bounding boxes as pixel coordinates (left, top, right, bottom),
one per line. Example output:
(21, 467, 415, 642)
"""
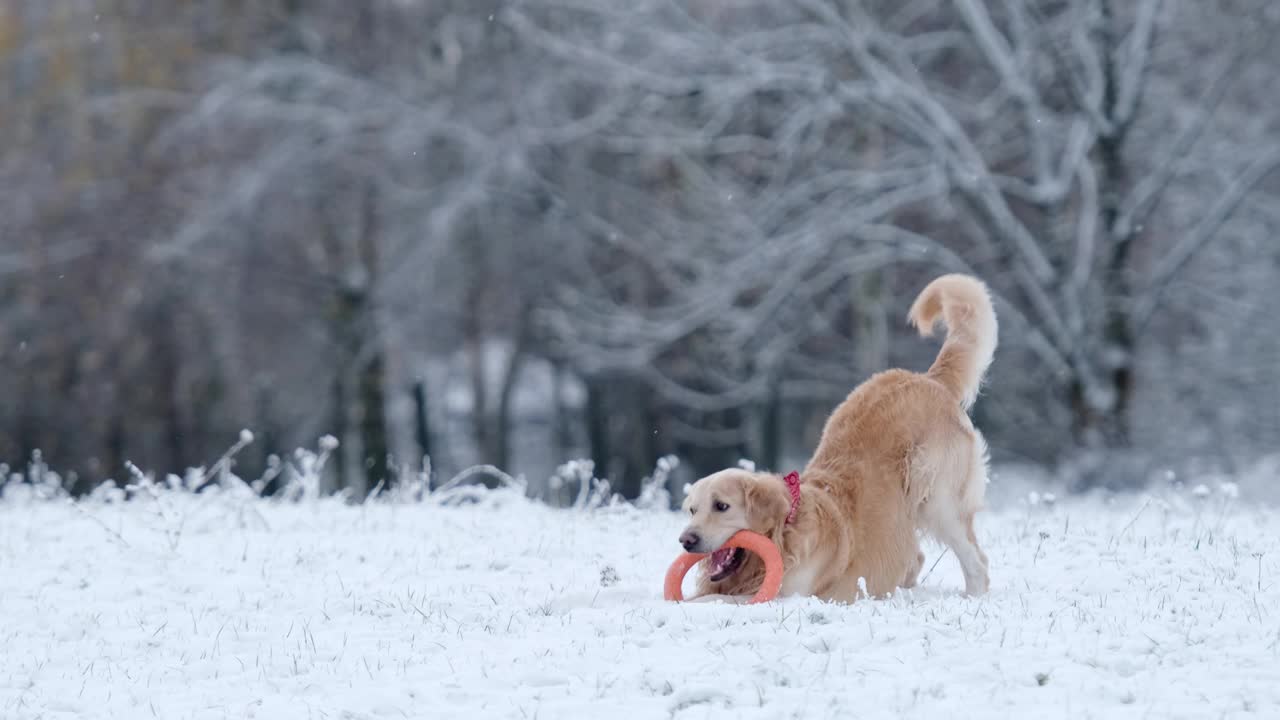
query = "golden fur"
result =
(679, 274, 997, 602)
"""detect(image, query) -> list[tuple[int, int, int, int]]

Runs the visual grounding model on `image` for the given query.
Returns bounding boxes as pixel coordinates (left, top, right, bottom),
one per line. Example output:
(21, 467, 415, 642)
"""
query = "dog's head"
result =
(678, 469, 791, 583)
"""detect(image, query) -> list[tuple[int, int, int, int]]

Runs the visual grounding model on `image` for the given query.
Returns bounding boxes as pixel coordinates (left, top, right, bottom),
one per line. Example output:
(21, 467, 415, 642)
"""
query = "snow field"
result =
(1, 483, 1277, 719)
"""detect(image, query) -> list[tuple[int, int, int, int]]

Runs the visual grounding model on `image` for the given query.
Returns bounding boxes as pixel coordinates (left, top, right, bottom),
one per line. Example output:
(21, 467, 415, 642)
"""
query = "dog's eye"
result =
(714, 501, 730, 512)
(689, 507, 697, 515)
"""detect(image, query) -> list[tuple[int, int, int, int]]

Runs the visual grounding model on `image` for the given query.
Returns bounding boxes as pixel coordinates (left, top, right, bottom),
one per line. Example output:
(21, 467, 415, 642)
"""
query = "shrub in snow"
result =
(634, 455, 678, 511)
(550, 459, 616, 510)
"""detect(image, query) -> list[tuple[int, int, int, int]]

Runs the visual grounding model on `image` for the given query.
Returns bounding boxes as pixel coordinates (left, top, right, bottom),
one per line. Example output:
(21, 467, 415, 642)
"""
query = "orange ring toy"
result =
(663, 530, 784, 604)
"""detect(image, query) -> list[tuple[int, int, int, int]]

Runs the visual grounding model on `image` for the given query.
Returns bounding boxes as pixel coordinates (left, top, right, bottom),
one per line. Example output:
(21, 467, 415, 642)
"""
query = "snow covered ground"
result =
(2, 478, 1278, 719)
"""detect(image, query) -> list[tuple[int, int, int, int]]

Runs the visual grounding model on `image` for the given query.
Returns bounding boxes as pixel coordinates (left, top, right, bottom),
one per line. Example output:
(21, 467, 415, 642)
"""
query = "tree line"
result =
(2, 0, 1278, 498)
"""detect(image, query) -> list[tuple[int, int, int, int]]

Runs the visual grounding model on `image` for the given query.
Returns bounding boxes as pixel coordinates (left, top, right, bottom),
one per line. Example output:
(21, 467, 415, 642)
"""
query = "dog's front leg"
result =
(779, 562, 819, 599)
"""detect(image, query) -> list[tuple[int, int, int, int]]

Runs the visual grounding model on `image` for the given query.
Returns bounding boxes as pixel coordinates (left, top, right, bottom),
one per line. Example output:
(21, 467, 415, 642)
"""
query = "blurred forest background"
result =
(3, 0, 1279, 501)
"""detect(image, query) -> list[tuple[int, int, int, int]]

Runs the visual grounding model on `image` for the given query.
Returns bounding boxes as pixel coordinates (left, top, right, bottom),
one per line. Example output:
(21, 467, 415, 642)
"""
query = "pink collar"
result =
(783, 471, 802, 525)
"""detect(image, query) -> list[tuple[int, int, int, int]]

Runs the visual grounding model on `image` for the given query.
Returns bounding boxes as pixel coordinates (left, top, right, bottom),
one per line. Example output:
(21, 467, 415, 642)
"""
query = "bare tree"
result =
(513, 0, 1280, 482)
(151, 0, 578, 492)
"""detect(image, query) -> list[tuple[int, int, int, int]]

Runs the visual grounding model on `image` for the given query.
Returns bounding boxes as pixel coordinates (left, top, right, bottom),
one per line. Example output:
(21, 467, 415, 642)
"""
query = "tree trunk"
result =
(467, 335, 492, 481)
(550, 361, 574, 462)
(462, 237, 497, 485)
(1068, 331, 1134, 451)
(760, 374, 782, 472)
(254, 380, 283, 494)
(487, 306, 533, 473)
(586, 375, 611, 484)
(330, 279, 374, 496)
(358, 347, 389, 492)
(106, 410, 126, 487)
(412, 377, 432, 488)
(852, 270, 890, 378)
(614, 381, 661, 499)
(1073, 0, 1136, 457)
(151, 298, 186, 478)
(491, 346, 523, 473)
(330, 361, 352, 494)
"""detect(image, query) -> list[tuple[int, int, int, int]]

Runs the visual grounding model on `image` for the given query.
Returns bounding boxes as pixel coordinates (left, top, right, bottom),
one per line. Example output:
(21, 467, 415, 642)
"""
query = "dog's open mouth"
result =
(707, 547, 745, 582)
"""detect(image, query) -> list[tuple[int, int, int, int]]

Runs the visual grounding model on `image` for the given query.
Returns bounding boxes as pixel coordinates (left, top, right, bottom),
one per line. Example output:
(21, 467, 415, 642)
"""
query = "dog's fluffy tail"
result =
(907, 274, 998, 410)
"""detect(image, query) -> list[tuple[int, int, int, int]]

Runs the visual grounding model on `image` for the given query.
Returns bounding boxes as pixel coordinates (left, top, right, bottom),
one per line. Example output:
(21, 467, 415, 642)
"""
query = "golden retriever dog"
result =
(678, 274, 996, 602)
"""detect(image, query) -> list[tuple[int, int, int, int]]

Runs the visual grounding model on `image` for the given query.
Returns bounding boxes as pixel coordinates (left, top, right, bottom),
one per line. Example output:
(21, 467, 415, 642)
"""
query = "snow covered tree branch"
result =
(511, 0, 1280, 476)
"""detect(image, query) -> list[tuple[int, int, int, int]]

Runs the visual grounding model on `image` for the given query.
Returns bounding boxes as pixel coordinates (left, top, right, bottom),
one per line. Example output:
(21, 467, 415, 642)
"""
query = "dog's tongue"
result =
(710, 547, 736, 572)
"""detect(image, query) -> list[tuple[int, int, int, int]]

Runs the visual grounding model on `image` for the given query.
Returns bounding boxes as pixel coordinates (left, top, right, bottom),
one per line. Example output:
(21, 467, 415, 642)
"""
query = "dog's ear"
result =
(742, 474, 790, 535)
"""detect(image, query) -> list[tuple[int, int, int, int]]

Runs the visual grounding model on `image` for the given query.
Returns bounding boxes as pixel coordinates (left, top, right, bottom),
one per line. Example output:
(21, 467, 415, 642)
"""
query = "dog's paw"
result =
(963, 573, 990, 596)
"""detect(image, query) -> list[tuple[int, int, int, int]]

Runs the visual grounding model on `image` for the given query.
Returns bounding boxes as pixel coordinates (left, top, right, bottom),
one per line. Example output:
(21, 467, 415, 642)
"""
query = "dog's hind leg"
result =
(931, 510, 989, 595)
(917, 427, 990, 595)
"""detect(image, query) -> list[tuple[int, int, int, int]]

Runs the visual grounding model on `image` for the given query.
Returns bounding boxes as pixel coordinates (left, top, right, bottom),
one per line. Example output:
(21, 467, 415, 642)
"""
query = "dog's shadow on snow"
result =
(542, 583, 972, 615)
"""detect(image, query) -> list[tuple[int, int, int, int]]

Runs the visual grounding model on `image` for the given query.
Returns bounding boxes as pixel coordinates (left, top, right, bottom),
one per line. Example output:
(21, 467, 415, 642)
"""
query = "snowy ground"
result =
(2, 479, 1278, 720)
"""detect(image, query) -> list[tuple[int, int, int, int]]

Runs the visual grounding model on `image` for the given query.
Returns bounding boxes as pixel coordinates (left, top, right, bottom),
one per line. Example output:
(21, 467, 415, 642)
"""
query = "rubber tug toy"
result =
(663, 530, 784, 604)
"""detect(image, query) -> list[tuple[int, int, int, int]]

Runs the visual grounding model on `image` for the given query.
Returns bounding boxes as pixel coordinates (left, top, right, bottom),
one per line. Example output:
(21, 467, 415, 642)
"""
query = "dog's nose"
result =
(679, 531, 701, 552)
